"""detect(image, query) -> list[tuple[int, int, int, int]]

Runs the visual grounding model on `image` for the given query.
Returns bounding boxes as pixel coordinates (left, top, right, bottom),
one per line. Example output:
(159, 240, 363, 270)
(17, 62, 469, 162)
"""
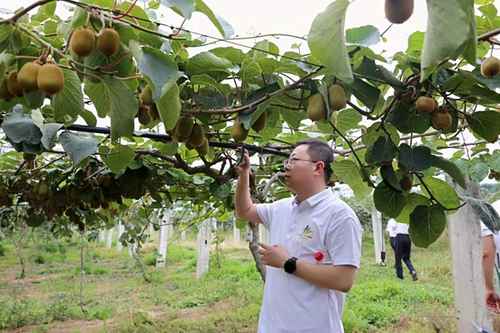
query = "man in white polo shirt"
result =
(481, 221, 500, 310)
(235, 139, 362, 333)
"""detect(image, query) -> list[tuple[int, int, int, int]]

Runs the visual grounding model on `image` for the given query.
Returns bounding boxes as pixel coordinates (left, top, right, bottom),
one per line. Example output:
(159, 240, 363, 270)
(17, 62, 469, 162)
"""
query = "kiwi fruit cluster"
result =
(385, 0, 414, 24)
(0, 61, 64, 100)
(70, 27, 120, 58)
(415, 96, 452, 131)
(136, 85, 160, 126)
(307, 84, 347, 122)
(171, 116, 209, 156)
(481, 56, 500, 78)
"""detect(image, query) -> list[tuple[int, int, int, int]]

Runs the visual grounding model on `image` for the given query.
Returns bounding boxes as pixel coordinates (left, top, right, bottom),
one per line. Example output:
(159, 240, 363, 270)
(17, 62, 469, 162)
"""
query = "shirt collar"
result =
(292, 188, 332, 208)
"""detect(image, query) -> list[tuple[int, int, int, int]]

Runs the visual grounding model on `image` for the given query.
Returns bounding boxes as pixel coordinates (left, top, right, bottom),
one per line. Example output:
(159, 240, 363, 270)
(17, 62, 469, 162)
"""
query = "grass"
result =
(0, 230, 457, 332)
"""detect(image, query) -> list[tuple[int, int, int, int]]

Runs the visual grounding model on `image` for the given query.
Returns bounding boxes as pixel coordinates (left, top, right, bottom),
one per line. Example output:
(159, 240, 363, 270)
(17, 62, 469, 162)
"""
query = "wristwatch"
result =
(283, 257, 298, 274)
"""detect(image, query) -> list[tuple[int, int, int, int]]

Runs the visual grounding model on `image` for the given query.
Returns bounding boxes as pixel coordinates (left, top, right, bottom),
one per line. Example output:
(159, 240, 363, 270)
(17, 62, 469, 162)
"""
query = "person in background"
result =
(481, 221, 500, 312)
(387, 218, 417, 281)
(386, 218, 397, 253)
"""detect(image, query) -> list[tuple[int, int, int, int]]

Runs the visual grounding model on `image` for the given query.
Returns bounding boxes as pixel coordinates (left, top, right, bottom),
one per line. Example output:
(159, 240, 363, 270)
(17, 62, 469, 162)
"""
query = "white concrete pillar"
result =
(196, 219, 211, 279)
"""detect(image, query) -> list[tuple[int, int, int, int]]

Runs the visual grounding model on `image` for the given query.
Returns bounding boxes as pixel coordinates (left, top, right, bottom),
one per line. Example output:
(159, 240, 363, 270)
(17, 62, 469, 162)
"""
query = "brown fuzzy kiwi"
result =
(328, 84, 347, 111)
(481, 56, 500, 78)
(415, 96, 437, 114)
(431, 108, 452, 130)
(97, 28, 120, 57)
(251, 112, 267, 132)
(7, 71, 23, 97)
(0, 79, 13, 100)
(18, 62, 41, 92)
(70, 28, 96, 57)
(137, 104, 152, 126)
(196, 137, 209, 156)
(140, 85, 153, 105)
(400, 175, 413, 191)
(37, 63, 64, 95)
(175, 116, 194, 142)
(188, 123, 205, 147)
(307, 93, 326, 121)
(385, 0, 414, 24)
(231, 119, 249, 142)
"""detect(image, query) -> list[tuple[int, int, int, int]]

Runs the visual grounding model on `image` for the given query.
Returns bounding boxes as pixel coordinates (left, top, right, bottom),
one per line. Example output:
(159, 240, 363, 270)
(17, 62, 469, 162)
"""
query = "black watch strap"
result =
(284, 257, 298, 274)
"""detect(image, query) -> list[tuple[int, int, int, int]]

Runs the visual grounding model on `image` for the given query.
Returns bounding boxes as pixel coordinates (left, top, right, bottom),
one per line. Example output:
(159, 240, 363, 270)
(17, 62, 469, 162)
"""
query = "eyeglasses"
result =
(283, 158, 319, 168)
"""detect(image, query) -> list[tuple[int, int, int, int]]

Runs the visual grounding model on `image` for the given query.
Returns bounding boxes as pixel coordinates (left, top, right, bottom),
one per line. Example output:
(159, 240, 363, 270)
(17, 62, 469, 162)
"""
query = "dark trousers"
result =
(389, 237, 396, 251)
(394, 234, 416, 279)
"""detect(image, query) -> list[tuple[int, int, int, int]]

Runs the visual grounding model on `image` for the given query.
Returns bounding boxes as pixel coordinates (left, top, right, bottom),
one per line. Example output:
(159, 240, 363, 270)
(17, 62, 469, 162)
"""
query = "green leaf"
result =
(354, 57, 403, 88)
(156, 83, 181, 131)
(487, 150, 500, 171)
(52, 69, 83, 123)
(59, 131, 98, 165)
(211, 47, 245, 64)
(398, 144, 433, 172)
(101, 145, 135, 174)
(84, 77, 138, 140)
(380, 165, 401, 191)
(467, 111, 500, 143)
(161, 0, 195, 18)
(373, 182, 407, 218)
(469, 160, 490, 183)
(422, 176, 460, 210)
(387, 101, 431, 134)
(133, 46, 180, 101)
(367, 135, 397, 164)
(40, 123, 63, 150)
(421, 0, 476, 79)
(191, 74, 230, 95)
(336, 108, 361, 133)
(307, 0, 353, 83)
(346, 25, 380, 47)
(240, 58, 262, 85)
(409, 205, 447, 248)
(396, 194, 431, 224)
(195, 0, 234, 38)
(349, 78, 380, 110)
(1, 106, 42, 145)
(429, 155, 466, 188)
(80, 109, 97, 127)
(332, 159, 371, 199)
(186, 51, 233, 76)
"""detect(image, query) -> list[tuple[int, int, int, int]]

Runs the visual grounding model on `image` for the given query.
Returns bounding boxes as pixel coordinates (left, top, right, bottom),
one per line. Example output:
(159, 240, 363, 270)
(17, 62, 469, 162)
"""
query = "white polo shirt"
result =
(386, 219, 398, 238)
(256, 188, 363, 333)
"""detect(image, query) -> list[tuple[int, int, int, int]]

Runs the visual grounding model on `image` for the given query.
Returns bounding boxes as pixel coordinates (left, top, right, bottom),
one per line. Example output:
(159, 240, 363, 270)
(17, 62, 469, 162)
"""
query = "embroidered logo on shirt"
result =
(302, 225, 313, 240)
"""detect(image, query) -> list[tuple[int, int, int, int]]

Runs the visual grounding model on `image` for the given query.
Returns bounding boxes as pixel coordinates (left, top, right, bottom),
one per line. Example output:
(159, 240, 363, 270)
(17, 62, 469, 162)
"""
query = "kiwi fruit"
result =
(400, 175, 413, 191)
(7, 71, 23, 97)
(175, 116, 194, 142)
(70, 27, 96, 57)
(307, 93, 326, 121)
(251, 112, 267, 132)
(150, 104, 160, 121)
(431, 109, 452, 130)
(385, 0, 414, 24)
(415, 96, 437, 113)
(140, 85, 153, 105)
(18, 62, 42, 92)
(328, 84, 347, 111)
(137, 104, 152, 126)
(188, 123, 205, 147)
(196, 137, 209, 156)
(480, 56, 500, 78)
(231, 119, 249, 142)
(37, 63, 64, 95)
(0, 79, 13, 100)
(97, 28, 120, 57)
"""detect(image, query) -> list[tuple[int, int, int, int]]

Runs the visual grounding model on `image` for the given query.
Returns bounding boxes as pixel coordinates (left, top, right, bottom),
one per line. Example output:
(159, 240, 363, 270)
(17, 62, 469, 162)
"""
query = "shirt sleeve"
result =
(481, 221, 494, 237)
(256, 202, 274, 230)
(325, 210, 363, 268)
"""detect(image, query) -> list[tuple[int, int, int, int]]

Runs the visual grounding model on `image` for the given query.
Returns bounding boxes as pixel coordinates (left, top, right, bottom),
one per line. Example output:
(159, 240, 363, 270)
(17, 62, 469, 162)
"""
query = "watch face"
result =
(284, 257, 297, 274)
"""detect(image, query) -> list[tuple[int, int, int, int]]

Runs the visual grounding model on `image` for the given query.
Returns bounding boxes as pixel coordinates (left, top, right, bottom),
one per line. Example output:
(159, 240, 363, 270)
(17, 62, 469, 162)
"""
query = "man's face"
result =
(283, 145, 322, 192)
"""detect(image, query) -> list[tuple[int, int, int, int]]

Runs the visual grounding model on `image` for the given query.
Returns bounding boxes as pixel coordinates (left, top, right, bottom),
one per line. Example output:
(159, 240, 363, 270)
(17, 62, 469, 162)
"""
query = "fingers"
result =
(258, 242, 271, 250)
